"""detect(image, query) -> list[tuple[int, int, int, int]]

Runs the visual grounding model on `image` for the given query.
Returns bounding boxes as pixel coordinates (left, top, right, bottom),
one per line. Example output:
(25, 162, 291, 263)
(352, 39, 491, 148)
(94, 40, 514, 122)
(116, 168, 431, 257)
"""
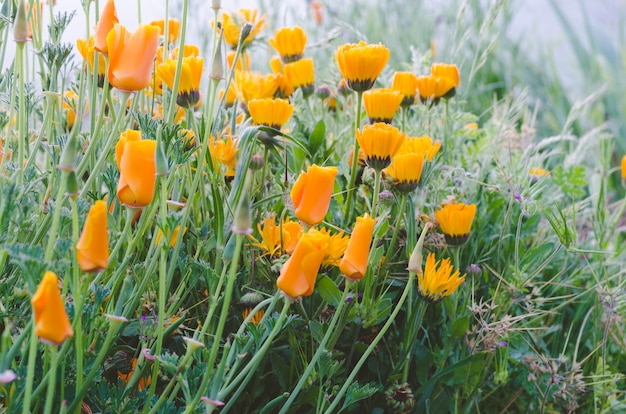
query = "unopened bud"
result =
(57, 134, 79, 171)
(210, 38, 224, 80)
(239, 23, 253, 46)
(407, 223, 432, 273)
(211, 0, 221, 10)
(232, 176, 252, 234)
(13, 0, 28, 43)
(315, 85, 331, 100)
(249, 154, 264, 171)
(65, 170, 79, 198)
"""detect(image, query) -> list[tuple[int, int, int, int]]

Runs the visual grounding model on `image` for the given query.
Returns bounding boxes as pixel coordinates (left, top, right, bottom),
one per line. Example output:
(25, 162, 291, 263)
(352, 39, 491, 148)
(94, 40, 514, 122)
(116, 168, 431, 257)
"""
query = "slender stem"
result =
(400, 300, 428, 382)
(371, 169, 382, 218)
(385, 193, 407, 261)
(343, 91, 363, 225)
(71, 198, 84, 395)
(165, 0, 188, 123)
(16, 42, 26, 186)
(279, 284, 352, 414)
(21, 317, 39, 414)
(44, 171, 67, 263)
(43, 346, 60, 414)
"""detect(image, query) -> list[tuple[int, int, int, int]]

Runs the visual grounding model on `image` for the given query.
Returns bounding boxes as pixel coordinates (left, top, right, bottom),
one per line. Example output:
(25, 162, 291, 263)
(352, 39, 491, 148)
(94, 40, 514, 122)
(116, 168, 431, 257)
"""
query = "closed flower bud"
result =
(13, 0, 28, 43)
(77, 200, 109, 272)
(290, 164, 338, 226)
(210, 39, 224, 80)
(211, 0, 221, 10)
(239, 22, 254, 46)
(339, 214, 375, 281)
(115, 130, 157, 208)
(94, 0, 119, 54)
(249, 154, 264, 171)
(65, 170, 80, 198)
(233, 177, 253, 234)
(31, 271, 74, 346)
(57, 133, 79, 171)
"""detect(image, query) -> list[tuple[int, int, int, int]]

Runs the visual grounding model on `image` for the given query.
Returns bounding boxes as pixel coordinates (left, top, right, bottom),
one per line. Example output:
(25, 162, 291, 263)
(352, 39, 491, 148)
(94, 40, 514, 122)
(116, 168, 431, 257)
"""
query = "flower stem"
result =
(43, 345, 60, 414)
(385, 193, 407, 262)
(70, 197, 84, 395)
(165, 0, 188, 123)
(279, 284, 352, 414)
(371, 168, 382, 218)
(343, 91, 363, 225)
(16, 42, 26, 187)
(21, 317, 39, 414)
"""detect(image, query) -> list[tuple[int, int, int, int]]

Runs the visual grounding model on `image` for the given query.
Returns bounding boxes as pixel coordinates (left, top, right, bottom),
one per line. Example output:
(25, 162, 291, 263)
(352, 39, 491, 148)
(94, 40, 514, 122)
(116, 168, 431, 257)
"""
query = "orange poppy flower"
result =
(339, 214, 375, 280)
(31, 271, 74, 346)
(77, 200, 109, 272)
(290, 164, 338, 226)
(94, 0, 119, 54)
(115, 130, 157, 208)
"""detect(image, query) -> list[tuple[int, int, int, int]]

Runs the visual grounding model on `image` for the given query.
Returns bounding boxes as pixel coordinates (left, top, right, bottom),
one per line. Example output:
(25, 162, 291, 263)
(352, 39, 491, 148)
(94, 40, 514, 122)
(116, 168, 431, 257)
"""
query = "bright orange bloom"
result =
(227, 50, 251, 71)
(336, 41, 390, 92)
(250, 216, 303, 257)
(118, 358, 152, 391)
(290, 164, 338, 226)
(248, 98, 294, 130)
(106, 24, 160, 91)
(209, 134, 239, 178)
(363, 88, 403, 124)
(234, 70, 280, 106)
(431, 62, 460, 97)
(220, 9, 268, 49)
(156, 56, 204, 107)
(392, 71, 419, 107)
(385, 153, 425, 193)
(622, 155, 626, 180)
(277, 228, 330, 299)
(311, 0, 324, 24)
(281, 220, 303, 254)
(77, 200, 109, 272)
(94, 0, 119, 54)
(269, 26, 307, 63)
(150, 19, 181, 44)
(400, 135, 441, 161)
(418, 253, 465, 302)
(415, 75, 455, 105)
(219, 84, 238, 108)
(339, 214, 375, 280)
(284, 58, 315, 98)
(435, 201, 476, 246)
(76, 36, 107, 86)
(356, 123, 406, 171)
(63, 90, 79, 130)
(31, 271, 74, 346)
(115, 130, 157, 208)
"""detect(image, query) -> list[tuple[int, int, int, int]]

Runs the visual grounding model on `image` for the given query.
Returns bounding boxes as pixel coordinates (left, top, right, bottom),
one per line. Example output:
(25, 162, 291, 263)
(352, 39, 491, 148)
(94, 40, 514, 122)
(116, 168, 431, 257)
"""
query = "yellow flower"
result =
(209, 134, 239, 178)
(529, 167, 550, 181)
(240, 292, 265, 325)
(77, 200, 109, 272)
(155, 225, 187, 247)
(335, 41, 390, 92)
(415, 75, 456, 105)
(270, 26, 307, 63)
(248, 98, 294, 130)
(318, 228, 349, 268)
(339, 214, 375, 281)
(150, 18, 181, 44)
(250, 216, 303, 257)
(220, 9, 268, 49)
(156, 56, 204, 107)
(392, 71, 419, 107)
(385, 152, 425, 193)
(400, 135, 441, 161)
(277, 228, 330, 299)
(284, 58, 315, 98)
(431, 62, 459, 98)
(76, 36, 107, 86)
(363, 88, 403, 124)
(290, 164, 338, 226)
(63, 90, 79, 130)
(435, 201, 477, 246)
(417, 253, 465, 302)
(31, 271, 74, 345)
(219, 84, 238, 108)
(622, 155, 626, 180)
(356, 123, 406, 171)
(234, 70, 280, 106)
(281, 220, 303, 254)
(269, 57, 295, 98)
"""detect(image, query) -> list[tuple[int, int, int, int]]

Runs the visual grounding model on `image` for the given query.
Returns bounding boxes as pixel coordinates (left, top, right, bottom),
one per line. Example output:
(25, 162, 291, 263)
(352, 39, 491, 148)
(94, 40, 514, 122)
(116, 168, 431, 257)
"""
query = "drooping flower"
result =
(418, 253, 465, 302)
(339, 214, 375, 280)
(248, 98, 294, 130)
(156, 56, 204, 107)
(149, 18, 181, 44)
(290, 164, 338, 226)
(435, 201, 477, 246)
(336, 41, 390, 92)
(270, 26, 307, 63)
(356, 123, 406, 171)
(106, 24, 160, 91)
(385, 152, 425, 193)
(415, 75, 455, 106)
(284, 58, 315, 98)
(277, 228, 330, 299)
(392, 71, 419, 107)
(363, 88, 403, 124)
(115, 129, 157, 208)
(209, 134, 239, 178)
(77, 200, 109, 272)
(220, 9, 268, 49)
(94, 0, 119, 53)
(431, 63, 460, 98)
(76, 36, 107, 86)
(31, 271, 74, 345)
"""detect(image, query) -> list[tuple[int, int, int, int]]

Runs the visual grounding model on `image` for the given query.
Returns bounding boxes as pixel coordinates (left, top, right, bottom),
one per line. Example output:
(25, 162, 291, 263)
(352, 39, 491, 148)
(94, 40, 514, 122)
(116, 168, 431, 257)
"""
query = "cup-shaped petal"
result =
(277, 229, 329, 298)
(77, 200, 109, 272)
(269, 26, 307, 62)
(107, 24, 160, 91)
(31, 271, 74, 345)
(290, 164, 338, 226)
(117, 137, 157, 208)
(94, 0, 119, 53)
(335, 41, 390, 92)
(339, 214, 375, 280)
(435, 202, 477, 245)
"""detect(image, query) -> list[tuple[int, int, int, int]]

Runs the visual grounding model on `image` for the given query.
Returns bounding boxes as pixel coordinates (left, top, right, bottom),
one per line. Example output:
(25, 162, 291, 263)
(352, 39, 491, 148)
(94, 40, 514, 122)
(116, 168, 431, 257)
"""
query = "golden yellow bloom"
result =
(356, 123, 406, 171)
(336, 41, 390, 92)
(417, 253, 465, 302)
(464, 122, 478, 130)
(234, 70, 280, 106)
(220, 9, 268, 49)
(400, 135, 441, 161)
(415, 75, 456, 105)
(281, 220, 303, 254)
(31, 271, 74, 345)
(77, 200, 109, 272)
(529, 167, 550, 181)
(435, 202, 476, 245)
(63, 90, 79, 130)
(115, 130, 157, 208)
(392, 71, 419, 107)
(219, 84, 238, 108)
(363, 88, 403, 124)
(117, 358, 152, 391)
(155, 225, 186, 247)
(150, 19, 181, 44)
(277, 228, 330, 299)
(622, 155, 626, 180)
(76, 36, 107, 86)
(339, 214, 375, 281)
(385, 152, 425, 193)
(226, 50, 250, 72)
(284, 58, 315, 98)
(248, 98, 294, 130)
(250, 216, 303, 257)
(156, 56, 204, 107)
(209, 134, 239, 177)
(170, 44, 200, 60)
(290, 164, 338, 226)
(318, 228, 349, 268)
(106, 24, 160, 91)
(431, 62, 459, 98)
(94, 0, 118, 53)
(240, 292, 265, 325)
(270, 26, 307, 63)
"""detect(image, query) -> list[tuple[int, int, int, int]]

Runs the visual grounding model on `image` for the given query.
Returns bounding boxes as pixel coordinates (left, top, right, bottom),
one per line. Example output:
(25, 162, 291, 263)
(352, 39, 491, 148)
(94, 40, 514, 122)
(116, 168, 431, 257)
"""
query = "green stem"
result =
(343, 91, 363, 225)
(44, 171, 67, 263)
(71, 198, 84, 395)
(165, 0, 188, 123)
(21, 317, 39, 414)
(371, 169, 382, 218)
(25, 94, 53, 170)
(16, 42, 26, 186)
(385, 193, 407, 261)
(400, 300, 428, 382)
(279, 284, 352, 414)
(42, 346, 60, 414)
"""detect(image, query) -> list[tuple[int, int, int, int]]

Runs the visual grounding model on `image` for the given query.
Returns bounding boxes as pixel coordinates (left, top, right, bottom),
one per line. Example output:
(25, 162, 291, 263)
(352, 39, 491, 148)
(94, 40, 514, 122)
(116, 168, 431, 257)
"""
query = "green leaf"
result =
(309, 119, 326, 156)
(316, 274, 342, 307)
(450, 316, 469, 338)
(339, 381, 378, 413)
